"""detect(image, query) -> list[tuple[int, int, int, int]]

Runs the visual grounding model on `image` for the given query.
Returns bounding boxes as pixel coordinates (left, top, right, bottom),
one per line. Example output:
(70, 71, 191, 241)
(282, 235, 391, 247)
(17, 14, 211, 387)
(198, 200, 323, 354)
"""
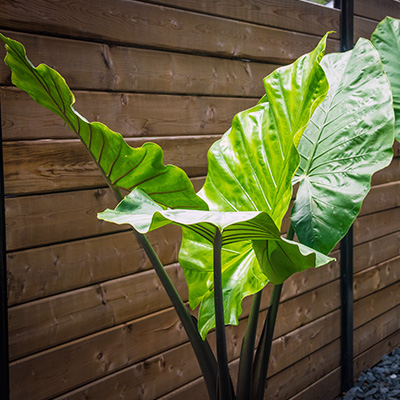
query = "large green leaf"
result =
(182, 233, 332, 338)
(371, 17, 400, 142)
(0, 34, 206, 210)
(199, 34, 330, 229)
(99, 189, 333, 339)
(252, 237, 333, 284)
(98, 188, 281, 243)
(177, 35, 331, 336)
(292, 39, 395, 254)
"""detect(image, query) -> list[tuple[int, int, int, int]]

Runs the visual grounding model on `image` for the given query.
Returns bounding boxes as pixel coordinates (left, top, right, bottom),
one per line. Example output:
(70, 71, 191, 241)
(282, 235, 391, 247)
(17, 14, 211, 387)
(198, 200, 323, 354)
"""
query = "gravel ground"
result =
(336, 348, 400, 399)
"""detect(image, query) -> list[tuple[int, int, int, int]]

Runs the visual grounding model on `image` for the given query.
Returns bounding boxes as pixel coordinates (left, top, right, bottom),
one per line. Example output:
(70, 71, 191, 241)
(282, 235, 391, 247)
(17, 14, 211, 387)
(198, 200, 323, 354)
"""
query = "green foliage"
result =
(99, 188, 333, 338)
(199, 34, 330, 227)
(1, 20, 397, 397)
(292, 39, 395, 254)
(178, 35, 332, 337)
(0, 34, 206, 211)
(371, 17, 400, 142)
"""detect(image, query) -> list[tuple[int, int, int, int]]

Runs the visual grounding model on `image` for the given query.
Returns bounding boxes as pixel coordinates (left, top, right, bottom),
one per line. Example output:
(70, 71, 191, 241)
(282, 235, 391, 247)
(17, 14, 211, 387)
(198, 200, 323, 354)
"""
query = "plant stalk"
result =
(108, 188, 218, 399)
(251, 224, 294, 400)
(213, 228, 234, 400)
(251, 283, 282, 400)
(135, 231, 218, 399)
(236, 290, 262, 400)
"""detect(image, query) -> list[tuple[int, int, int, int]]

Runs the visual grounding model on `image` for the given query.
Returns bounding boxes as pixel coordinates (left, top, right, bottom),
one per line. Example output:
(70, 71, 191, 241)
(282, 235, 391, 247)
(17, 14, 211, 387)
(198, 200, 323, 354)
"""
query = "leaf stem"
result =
(109, 173, 219, 399)
(214, 228, 235, 400)
(251, 223, 294, 400)
(251, 283, 282, 400)
(135, 231, 218, 400)
(236, 290, 262, 400)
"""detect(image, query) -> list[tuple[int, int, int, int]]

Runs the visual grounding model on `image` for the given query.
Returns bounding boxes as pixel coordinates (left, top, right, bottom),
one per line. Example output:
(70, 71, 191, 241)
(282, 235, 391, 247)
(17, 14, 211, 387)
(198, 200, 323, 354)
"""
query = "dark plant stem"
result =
(251, 224, 294, 400)
(251, 283, 282, 400)
(108, 187, 218, 399)
(213, 228, 235, 400)
(135, 231, 218, 399)
(236, 290, 262, 400)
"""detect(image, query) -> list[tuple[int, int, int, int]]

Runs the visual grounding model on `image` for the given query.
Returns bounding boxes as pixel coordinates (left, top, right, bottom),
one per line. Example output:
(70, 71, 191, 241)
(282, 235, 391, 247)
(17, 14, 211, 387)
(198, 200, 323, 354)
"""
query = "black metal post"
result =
(340, 226, 354, 392)
(0, 103, 10, 398)
(340, 0, 354, 51)
(338, 0, 355, 393)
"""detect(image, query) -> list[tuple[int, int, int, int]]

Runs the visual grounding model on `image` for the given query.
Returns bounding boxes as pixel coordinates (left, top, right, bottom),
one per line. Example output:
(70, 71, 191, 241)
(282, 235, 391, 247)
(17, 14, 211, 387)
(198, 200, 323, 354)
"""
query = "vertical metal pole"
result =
(338, 0, 354, 393)
(0, 103, 10, 398)
(340, 0, 354, 51)
(340, 227, 354, 392)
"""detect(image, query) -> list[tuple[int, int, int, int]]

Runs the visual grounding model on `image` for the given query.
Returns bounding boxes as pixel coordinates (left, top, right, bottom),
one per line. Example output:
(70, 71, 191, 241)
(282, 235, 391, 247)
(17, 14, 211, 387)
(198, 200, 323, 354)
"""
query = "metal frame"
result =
(0, 103, 10, 399)
(337, 0, 355, 393)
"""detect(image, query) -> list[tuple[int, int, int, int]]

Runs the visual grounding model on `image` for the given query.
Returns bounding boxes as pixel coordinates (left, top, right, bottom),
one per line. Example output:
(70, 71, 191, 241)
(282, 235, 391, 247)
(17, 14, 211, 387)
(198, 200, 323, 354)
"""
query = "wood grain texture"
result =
(149, 1, 376, 44)
(0, 31, 278, 96)
(0, 1, 340, 64)
(8, 248, 399, 367)
(8, 262, 188, 361)
(3, 139, 399, 197)
(8, 222, 398, 308)
(46, 296, 400, 400)
(1, 87, 257, 140)
(354, 207, 400, 246)
(354, 0, 400, 21)
(6, 226, 181, 306)
(5, 188, 121, 251)
(3, 135, 218, 195)
(290, 325, 400, 400)
(360, 181, 400, 216)
(354, 16, 378, 41)
(160, 303, 400, 400)
(372, 156, 400, 185)
(288, 368, 340, 400)
(5, 177, 399, 253)
(353, 329, 400, 382)
(143, 0, 341, 38)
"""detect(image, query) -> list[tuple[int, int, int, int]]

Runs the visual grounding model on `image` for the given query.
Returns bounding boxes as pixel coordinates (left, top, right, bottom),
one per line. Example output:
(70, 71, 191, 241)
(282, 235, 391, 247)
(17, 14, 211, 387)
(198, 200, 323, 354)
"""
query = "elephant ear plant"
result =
(0, 21, 395, 400)
(372, 16, 400, 143)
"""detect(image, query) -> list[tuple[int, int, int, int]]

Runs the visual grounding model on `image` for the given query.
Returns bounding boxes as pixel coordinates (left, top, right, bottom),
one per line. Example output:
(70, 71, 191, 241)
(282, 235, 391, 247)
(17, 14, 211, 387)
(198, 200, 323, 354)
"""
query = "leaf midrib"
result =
(301, 54, 351, 178)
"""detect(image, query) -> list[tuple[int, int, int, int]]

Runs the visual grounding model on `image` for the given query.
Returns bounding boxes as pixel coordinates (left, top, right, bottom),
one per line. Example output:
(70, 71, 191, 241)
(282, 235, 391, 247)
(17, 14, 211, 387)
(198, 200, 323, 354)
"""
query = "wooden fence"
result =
(0, 0, 399, 399)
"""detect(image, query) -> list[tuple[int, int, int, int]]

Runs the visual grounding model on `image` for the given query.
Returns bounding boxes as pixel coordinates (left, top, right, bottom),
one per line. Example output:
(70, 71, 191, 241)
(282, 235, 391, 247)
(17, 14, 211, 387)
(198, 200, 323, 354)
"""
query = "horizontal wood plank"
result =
(6, 226, 181, 305)
(5, 188, 120, 251)
(353, 329, 400, 382)
(4, 138, 399, 197)
(289, 317, 400, 400)
(144, 0, 341, 38)
(8, 221, 398, 307)
(360, 181, 400, 215)
(354, 16, 378, 41)
(372, 156, 400, 185)
(1, 87, 256, 140)
(9, 250, 400, 363)
(288, 367, 340, 400)
(8, 262, 188, 361)
(0, 0, 339, 64)
(5, 174, 399, 252)
(354, 0, 400, 21)
(353, 255, 400, 301)
(3, 135, 218, 195)
(40, 288, 400, 400)
(149, 1, 378, 44)
(0, 30, 278, 96)
(354, 207, 400, 246)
